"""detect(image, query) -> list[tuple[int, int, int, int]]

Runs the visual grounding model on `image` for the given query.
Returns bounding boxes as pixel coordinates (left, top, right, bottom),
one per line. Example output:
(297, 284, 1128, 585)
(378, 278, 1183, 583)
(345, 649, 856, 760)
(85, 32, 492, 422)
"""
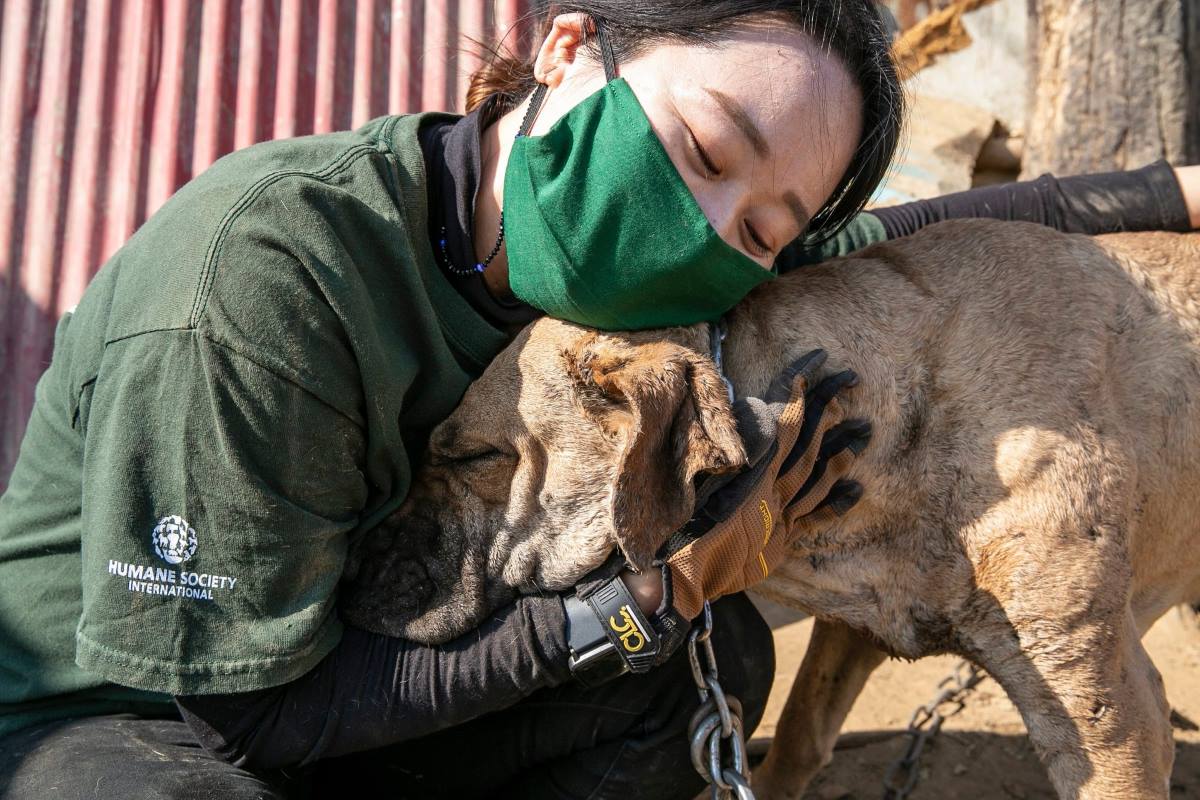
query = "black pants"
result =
(0, 594, 774, 800)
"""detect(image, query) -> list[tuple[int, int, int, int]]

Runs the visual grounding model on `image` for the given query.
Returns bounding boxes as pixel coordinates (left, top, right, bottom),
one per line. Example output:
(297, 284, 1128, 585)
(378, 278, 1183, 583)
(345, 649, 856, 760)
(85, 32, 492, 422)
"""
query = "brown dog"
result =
(342, 218, 1200, 799)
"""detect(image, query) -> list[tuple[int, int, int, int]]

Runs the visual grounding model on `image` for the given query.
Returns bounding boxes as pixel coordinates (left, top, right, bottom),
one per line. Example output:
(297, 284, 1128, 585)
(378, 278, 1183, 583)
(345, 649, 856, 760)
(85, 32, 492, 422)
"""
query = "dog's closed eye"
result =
(427, 447, 513, 468)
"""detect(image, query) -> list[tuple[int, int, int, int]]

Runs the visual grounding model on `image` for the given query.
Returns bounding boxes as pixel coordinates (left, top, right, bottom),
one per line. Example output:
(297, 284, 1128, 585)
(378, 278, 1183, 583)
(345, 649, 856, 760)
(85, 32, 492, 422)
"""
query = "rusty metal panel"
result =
(0, 0, 538, 487)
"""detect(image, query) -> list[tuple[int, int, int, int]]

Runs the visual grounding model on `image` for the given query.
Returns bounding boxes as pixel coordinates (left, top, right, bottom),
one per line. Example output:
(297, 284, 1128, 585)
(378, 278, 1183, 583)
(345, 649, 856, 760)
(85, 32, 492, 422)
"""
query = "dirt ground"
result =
(748, 597, 1200, 799)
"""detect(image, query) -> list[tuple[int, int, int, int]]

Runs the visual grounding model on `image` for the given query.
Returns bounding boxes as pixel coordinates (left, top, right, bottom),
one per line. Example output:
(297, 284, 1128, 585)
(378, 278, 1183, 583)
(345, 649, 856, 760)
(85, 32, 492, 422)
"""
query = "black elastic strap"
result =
(516, 16, 618, 139)
(595, 17, 618, 81)
(517, 83, 548, 137)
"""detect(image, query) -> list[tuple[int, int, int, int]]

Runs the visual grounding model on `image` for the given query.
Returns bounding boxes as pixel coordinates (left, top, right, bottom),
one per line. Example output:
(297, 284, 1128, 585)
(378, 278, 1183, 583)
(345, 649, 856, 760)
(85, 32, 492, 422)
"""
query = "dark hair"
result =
(467, 1, 905, 248)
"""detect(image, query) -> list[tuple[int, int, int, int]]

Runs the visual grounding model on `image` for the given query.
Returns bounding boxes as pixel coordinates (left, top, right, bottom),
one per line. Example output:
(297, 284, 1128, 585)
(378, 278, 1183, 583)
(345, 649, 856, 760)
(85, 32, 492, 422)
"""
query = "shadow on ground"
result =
(743, 729, 1200, 799)
(747, 597, 1200, 799)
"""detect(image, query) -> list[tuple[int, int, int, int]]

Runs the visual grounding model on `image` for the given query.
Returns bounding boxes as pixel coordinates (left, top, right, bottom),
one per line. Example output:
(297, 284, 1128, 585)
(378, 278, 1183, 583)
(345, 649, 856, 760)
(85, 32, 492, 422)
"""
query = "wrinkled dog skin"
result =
(342, 219, 1200, 799)
(339, 322, 746, 643)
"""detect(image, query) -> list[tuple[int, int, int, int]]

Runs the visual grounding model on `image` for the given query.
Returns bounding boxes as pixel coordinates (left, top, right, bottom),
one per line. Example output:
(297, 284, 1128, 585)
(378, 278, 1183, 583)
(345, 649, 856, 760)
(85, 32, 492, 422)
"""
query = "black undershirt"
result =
(173, 102, 1192, 773)
(418, 94, 542, 336)
(869, 160, 1192, 240)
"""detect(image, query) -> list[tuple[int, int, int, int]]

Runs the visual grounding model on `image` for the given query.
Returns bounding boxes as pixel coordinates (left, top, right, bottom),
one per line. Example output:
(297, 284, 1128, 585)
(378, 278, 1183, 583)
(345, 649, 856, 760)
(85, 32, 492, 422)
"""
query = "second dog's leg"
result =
(753, 618, 886, 800)
(975, 608, 1174, 799)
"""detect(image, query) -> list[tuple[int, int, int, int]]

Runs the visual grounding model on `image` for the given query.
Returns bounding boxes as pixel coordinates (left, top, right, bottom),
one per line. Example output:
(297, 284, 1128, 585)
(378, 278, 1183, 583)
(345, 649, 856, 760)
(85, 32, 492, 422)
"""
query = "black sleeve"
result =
(871, 158, 1193, 239)
(173, 593, 572, 771)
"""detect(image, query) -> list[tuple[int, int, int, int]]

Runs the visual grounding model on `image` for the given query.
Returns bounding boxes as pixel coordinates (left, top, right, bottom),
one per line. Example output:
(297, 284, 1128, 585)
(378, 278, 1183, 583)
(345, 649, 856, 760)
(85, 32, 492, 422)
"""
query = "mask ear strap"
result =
(594, 18, 618, 81)
(517, 16, 616, 138)
(516, 83, 548, 138)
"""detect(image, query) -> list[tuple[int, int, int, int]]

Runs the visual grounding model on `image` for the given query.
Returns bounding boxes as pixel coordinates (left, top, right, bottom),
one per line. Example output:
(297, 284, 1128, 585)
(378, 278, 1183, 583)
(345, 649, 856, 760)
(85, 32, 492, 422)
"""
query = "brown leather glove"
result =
(662, 350, 868, 620)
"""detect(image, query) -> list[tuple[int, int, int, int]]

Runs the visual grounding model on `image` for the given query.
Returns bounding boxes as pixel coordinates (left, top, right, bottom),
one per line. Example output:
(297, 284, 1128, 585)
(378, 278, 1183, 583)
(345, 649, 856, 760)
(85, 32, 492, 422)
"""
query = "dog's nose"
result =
(339, 513, 442, 636)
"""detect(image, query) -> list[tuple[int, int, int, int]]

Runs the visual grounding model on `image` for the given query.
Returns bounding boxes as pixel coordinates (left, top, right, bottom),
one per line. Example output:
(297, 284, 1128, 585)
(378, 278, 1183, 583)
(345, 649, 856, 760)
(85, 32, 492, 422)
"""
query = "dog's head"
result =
(340, 318, 747, 643)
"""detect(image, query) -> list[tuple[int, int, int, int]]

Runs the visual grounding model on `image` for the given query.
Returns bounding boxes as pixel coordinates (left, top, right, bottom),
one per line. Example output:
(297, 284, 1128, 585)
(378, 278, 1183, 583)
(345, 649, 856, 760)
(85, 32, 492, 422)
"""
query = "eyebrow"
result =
(704, 87, 770, 158)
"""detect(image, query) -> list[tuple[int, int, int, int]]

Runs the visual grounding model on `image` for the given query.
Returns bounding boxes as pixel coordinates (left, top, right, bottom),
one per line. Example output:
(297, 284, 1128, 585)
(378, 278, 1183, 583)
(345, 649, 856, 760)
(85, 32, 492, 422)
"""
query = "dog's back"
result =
(724, 219, 1200, 651)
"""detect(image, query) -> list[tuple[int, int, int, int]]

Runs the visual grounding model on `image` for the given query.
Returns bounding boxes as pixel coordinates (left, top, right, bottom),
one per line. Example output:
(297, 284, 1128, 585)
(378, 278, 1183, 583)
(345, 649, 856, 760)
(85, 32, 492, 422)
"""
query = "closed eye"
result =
(427, 447, 506, 468)
(743, 219, 771, 258)
(685, 123, 721, 179)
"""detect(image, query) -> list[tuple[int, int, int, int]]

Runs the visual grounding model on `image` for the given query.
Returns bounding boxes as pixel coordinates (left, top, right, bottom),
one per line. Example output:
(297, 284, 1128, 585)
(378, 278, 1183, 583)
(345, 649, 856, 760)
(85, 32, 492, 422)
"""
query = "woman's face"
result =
(526, 15, 865, 269)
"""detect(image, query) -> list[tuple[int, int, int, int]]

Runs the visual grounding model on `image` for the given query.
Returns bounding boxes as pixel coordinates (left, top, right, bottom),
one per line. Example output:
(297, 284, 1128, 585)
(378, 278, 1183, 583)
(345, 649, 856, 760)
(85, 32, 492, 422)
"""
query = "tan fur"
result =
(344, 219, 1200, 799)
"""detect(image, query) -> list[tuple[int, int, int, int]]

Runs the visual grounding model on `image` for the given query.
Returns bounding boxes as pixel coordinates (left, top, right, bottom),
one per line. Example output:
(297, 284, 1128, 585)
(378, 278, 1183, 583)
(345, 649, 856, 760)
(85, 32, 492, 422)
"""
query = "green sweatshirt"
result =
(0, 112, 511, 738)
(0, 108, 888, 740)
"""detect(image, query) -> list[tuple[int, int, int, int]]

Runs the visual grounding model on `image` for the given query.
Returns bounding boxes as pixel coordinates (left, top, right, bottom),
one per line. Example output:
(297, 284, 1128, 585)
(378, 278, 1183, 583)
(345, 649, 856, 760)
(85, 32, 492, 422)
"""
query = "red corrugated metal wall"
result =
(0, 0, 539, 487)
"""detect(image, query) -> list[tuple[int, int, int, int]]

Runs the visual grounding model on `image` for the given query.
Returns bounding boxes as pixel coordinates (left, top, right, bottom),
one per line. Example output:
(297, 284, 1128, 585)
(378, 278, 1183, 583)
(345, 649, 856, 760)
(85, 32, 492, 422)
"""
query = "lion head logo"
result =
(152, 515, 197, 565)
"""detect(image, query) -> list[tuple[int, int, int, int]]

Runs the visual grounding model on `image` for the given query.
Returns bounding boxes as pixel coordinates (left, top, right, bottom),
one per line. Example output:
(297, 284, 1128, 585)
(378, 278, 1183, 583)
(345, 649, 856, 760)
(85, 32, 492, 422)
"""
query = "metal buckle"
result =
(708, 319, 735, 405)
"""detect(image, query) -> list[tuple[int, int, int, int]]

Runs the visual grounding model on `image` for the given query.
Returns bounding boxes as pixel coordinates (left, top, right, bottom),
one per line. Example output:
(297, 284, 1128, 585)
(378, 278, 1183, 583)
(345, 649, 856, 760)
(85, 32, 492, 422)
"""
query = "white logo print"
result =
(152, 515, 197, 564)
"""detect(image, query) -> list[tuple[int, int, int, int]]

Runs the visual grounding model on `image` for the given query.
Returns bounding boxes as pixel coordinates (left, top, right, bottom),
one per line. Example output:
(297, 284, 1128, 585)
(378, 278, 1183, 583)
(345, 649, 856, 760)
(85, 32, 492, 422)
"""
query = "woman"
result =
(0, 2, 1196, 799)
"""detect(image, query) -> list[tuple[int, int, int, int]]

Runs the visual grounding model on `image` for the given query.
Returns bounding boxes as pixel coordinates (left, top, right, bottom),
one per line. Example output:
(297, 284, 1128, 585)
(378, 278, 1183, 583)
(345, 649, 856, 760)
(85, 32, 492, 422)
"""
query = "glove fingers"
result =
(781, 409, 869, 508)
(762, 349, 828, 406)
(813, 418, 872, 461)
(746, 480, 864, 583)
(786, 502, 846, 537)
(813, 479, 864, 516)
(781, 413, 868, 478)
(810, 368, 859, 406)
(787, 481, 862, 534)
(784, 446, 858, 520)
(781, 368, 858, 470)
(775, 399, 846, 501)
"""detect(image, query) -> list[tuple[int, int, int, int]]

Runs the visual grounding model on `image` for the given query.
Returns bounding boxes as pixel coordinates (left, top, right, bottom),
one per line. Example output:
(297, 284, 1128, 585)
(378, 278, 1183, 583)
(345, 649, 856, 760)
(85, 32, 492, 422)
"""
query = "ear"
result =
(566, 335, 748, 571)
(532, 13, 591, 88)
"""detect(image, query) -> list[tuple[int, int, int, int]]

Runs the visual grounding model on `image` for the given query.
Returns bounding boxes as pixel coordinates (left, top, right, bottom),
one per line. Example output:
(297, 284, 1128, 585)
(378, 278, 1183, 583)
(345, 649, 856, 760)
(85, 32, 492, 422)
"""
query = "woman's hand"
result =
(621, 567, 665, 615)
(657, 351, 870, 621)
(1175, 165, 1200, 229)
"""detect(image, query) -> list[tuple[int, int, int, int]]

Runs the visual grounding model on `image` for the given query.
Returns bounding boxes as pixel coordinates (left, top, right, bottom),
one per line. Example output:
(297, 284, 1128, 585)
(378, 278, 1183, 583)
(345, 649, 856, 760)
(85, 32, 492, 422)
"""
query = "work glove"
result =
(659, 349, 869, 621)
(562, 350, 868, 686)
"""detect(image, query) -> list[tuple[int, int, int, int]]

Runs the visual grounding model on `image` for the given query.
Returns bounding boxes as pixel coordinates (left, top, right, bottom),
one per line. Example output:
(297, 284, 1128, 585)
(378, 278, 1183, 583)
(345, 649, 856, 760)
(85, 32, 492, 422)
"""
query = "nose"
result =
(690, 180, 746, 251)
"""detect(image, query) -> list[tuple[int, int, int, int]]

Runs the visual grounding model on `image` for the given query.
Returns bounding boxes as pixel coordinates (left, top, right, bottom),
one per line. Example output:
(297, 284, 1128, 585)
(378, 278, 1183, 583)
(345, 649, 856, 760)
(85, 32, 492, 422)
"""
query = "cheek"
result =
(531, 523, 618, 589)
(681, 174, 737, 231)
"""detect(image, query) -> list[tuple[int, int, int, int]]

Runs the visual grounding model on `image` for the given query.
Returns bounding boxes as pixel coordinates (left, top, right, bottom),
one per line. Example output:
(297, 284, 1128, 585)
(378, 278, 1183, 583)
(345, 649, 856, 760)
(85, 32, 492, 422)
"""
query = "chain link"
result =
(686, 601, 757, 800)
(881, 659, 986, 800)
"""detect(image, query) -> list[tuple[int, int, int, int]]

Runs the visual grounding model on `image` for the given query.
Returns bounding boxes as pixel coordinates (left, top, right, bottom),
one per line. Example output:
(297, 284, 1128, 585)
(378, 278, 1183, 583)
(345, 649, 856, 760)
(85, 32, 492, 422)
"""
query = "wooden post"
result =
(1022, 0, 1200, 177)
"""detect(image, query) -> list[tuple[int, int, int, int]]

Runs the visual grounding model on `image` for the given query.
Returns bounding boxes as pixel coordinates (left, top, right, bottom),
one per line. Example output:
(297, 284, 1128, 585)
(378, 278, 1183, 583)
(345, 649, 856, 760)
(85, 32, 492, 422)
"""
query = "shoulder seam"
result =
(99, 328, 366, 431)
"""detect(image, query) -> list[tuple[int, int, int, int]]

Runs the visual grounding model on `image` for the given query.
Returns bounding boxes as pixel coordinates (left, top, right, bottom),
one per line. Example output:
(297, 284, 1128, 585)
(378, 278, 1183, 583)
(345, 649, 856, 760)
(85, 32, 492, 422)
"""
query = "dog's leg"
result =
(752, 618, 886, 800)
(972, 606, 1174, 799)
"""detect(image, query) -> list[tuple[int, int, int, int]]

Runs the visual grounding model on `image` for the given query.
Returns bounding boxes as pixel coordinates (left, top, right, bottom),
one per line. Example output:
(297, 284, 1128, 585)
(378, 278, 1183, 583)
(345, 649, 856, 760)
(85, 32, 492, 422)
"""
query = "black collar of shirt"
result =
(418, 95, 543, 335)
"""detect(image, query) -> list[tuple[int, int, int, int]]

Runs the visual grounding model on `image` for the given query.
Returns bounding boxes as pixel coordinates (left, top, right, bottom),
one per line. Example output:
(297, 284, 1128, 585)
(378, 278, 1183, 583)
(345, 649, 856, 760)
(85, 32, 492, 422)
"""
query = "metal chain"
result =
(686, 601, 757, 800)
(881, 659, 986, 800)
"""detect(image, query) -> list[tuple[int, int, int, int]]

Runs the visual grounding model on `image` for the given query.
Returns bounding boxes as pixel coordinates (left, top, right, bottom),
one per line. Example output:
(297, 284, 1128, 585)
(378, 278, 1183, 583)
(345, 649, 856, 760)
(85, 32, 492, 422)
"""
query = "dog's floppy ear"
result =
(566, 334, 747, 571)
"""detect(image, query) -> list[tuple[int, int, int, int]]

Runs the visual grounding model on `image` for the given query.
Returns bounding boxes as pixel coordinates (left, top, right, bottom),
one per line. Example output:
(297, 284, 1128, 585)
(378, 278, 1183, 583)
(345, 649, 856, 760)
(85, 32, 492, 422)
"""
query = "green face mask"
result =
(502, 34, 775, 331)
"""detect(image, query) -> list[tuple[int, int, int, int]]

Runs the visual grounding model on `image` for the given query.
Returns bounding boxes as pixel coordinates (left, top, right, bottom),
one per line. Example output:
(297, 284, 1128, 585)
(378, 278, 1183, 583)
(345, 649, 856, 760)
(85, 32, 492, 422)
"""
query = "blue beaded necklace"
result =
(437, 212, 505, 276)
(436, 81, 548, 278)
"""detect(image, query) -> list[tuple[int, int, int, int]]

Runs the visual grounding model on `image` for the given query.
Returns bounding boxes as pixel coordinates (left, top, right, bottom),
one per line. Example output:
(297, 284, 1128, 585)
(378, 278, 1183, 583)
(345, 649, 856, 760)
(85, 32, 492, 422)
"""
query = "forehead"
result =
(456, 321, 578, 418)
(621, 22, 863, 209)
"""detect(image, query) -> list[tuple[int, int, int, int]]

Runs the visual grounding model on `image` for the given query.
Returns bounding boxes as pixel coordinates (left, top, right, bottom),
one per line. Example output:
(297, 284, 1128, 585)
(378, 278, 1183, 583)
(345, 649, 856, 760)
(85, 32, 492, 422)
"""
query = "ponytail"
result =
(464, 13, 552, 114)
(466, 51, 537, 113)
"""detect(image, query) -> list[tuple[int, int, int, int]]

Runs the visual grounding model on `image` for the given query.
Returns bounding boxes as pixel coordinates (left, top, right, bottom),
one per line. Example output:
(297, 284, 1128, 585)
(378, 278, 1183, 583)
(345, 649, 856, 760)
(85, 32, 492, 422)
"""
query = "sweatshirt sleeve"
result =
(173, 593, 572, 770)
(774, 212, 888, 272)
(775, 159, 1192, 273)
(73, 329, 365, 695)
